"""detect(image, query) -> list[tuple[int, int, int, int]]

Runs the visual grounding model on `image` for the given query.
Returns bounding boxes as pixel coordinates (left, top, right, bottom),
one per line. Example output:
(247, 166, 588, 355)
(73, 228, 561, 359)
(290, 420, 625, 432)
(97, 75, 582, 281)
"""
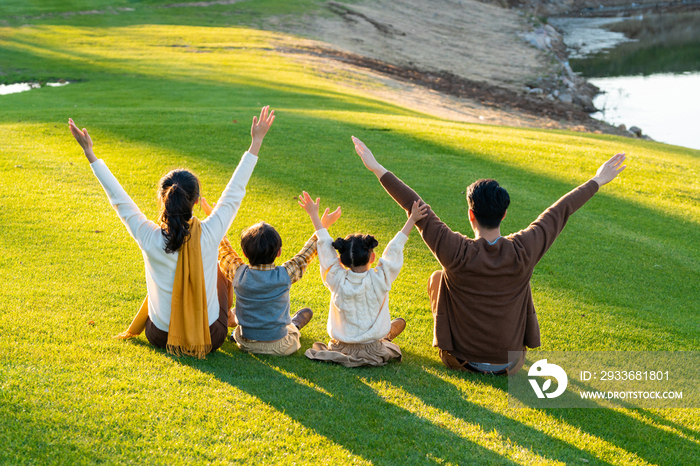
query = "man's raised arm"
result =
(351, 136, 470, 271)
(515, 152, 627, 266)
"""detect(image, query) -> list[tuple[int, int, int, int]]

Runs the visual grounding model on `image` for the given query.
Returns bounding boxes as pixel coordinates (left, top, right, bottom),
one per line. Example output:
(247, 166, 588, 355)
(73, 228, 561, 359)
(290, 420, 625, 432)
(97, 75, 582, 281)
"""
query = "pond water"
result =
(550, 12, 700, 151)
(0, 81, 70, 95)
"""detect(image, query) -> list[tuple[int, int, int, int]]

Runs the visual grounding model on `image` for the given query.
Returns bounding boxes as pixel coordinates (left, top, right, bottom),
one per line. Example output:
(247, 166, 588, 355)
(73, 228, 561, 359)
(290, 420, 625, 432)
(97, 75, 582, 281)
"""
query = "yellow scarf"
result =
(115, 218, 211, 359)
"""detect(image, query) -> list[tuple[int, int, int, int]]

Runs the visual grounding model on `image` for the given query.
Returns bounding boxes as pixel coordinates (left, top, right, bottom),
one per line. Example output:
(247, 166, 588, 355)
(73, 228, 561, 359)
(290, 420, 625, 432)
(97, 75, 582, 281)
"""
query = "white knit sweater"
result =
(91, 152, 257, 331)
(316, 228, 407, 343)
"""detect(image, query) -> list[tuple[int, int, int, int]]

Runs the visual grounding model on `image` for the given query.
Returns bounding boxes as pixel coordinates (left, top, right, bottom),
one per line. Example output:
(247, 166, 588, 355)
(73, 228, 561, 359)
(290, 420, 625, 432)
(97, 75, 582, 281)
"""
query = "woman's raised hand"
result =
(68, 118, 97, 163)
(248, 106, 275, 156)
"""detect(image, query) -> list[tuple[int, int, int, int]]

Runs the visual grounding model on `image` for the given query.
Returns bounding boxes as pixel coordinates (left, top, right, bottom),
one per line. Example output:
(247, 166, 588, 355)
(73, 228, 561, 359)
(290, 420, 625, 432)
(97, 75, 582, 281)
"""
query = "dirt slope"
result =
(281, 0, 547, 91)
(271, 0, 626, 135)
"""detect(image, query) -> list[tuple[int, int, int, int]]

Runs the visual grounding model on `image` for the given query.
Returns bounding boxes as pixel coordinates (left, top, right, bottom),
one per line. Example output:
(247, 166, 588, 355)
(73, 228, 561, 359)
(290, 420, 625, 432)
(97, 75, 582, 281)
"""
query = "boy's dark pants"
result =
(145, 266, 232, 353)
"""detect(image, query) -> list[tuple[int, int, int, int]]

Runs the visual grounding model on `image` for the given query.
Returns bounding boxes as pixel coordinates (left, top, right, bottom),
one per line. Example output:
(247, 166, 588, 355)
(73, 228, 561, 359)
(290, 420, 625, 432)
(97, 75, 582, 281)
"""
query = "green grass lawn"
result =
(1, 2, 699, 465)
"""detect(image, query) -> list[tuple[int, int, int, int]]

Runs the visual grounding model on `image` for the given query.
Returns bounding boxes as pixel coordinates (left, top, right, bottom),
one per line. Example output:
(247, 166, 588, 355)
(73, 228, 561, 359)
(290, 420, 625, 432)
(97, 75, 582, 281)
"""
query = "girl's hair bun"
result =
(332, 238, 347, 252)
(362, 235, 378, 250)
(335, 233, 379, 268)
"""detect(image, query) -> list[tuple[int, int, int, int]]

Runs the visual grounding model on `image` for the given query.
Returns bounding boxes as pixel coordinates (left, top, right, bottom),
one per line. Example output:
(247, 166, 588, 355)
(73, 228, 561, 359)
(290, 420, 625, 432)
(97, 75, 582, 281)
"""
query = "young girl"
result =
(298, 192, 428, 367)
(68, 106, 275, 358)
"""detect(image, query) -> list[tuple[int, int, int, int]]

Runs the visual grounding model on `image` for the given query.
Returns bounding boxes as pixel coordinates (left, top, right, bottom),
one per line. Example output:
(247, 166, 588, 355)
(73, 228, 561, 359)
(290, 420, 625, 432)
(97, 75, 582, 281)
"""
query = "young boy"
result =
(202, 198, 341, 356)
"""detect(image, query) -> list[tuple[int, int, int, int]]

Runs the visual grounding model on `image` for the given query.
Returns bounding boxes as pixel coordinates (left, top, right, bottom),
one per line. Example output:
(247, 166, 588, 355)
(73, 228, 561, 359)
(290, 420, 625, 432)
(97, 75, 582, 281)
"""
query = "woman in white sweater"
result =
(298, 192, 427, 367)
(68, 107, 274, 353)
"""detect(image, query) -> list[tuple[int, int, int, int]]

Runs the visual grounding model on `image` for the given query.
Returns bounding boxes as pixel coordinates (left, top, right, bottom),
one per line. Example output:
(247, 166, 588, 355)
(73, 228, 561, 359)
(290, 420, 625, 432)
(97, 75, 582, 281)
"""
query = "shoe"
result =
(291, 308, 313, 330)
(386, 318, 406, 341)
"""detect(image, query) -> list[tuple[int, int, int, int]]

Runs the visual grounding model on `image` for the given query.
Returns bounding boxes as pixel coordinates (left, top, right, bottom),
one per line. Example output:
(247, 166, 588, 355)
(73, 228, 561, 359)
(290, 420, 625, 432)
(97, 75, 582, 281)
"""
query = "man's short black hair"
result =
(466, 179, 510, 230)
(240, 222, 282, 266)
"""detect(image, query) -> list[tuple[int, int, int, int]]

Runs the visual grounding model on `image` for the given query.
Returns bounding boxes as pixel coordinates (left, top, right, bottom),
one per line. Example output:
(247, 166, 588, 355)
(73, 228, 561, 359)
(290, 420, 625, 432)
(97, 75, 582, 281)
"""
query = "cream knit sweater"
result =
(316, 228, 407, 344)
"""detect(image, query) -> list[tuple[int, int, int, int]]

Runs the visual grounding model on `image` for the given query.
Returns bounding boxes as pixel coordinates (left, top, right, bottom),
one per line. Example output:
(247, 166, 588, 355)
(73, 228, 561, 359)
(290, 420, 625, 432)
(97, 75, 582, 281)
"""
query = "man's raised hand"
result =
(592, 153, 627, 187)
(352, 136, 387, 178)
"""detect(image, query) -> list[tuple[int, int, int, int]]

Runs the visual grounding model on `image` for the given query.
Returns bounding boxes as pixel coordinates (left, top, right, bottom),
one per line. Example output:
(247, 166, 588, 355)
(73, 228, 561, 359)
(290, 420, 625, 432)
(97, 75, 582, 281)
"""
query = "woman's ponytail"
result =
(157, 169, 200, 254)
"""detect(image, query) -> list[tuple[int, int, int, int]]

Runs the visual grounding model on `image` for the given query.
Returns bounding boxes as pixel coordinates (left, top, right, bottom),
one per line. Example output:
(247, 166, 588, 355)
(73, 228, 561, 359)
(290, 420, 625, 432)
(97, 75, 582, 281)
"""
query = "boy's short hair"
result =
(241, 222, 282, 266)
(466, 179, 510, 230)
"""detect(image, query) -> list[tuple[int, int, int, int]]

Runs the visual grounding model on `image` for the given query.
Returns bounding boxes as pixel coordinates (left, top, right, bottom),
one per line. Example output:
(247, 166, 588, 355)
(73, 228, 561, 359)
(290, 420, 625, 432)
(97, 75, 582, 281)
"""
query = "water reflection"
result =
(591, 72, 700, 150)
(553, 11, 700, 150)
(0, 81, 70, 96)
(548, 17, 633, 59)
(569, 11, 700, 77)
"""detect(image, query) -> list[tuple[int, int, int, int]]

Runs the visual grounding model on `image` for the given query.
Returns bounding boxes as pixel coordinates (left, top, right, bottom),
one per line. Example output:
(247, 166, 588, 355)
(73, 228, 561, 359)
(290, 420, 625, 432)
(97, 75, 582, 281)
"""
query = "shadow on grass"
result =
(398, 350, 700, 465)
(0, 397, 108, 464)
(174, 345, 699, 465)
(183, 347, 520, 465)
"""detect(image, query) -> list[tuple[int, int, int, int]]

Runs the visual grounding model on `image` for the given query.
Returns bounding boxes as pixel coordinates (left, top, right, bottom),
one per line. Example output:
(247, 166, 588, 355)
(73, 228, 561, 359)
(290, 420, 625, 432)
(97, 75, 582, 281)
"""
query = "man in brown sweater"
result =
(352, 136, 626, 374)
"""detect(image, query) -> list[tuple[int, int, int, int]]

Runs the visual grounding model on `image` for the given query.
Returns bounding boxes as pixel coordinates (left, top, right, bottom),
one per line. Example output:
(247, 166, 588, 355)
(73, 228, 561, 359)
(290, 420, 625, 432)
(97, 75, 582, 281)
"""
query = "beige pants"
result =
(233, 324, 301, 356)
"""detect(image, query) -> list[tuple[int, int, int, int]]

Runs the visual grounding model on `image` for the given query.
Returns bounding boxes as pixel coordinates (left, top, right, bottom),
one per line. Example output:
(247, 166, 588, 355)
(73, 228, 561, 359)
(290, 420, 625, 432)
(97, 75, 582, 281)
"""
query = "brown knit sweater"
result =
(380, 172, 599, 363)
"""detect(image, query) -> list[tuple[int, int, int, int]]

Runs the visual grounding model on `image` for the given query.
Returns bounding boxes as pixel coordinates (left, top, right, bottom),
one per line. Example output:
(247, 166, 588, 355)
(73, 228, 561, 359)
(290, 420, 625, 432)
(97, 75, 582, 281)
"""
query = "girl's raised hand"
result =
(321, 206, 342, 229)
(401, 200, 429, 237)
(68, 118, 97, 163)
(409, 200, 429, 223)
